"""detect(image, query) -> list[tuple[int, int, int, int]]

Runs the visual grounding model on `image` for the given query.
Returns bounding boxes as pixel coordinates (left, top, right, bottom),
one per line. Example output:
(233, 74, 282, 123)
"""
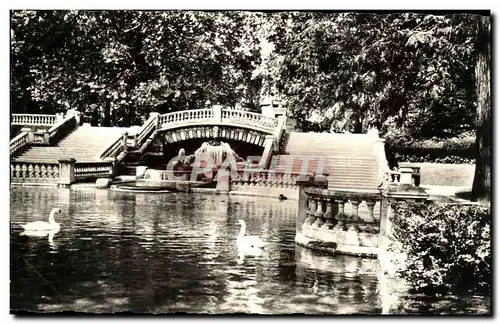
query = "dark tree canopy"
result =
(10, 10, 265, 126)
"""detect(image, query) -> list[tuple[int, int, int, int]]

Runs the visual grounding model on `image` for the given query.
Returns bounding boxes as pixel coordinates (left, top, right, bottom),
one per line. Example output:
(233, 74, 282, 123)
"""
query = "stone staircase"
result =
(12, 125, 129, 164)
(275, 131, 381, 190)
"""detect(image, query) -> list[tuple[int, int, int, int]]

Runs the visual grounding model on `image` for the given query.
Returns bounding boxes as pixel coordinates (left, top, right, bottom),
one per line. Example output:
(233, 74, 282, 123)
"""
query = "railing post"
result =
(213, 105, 222, 123)
(55, 112, 65, 123)
(21, 127, 33, 144)
(122, 132, 128, 150)
(43, 131, 50, 145)
(149, 112, 160, 128)
(398, 167, 414, 185)
(58, 158, 76, 187)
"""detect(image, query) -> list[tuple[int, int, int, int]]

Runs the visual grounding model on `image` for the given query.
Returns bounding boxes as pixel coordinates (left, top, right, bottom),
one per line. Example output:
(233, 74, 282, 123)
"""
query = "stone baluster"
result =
(347, 199, 362, 232)
(313, 197, 325, 228)
(322, 199, 334, 229)
(306, 196, 317, 225)
(334, 198, 347, 230)
(364, 200, 378, 233)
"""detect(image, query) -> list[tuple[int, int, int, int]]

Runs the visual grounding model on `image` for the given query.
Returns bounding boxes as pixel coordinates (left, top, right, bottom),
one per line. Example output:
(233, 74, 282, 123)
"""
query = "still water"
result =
(10, 186, 490, 315)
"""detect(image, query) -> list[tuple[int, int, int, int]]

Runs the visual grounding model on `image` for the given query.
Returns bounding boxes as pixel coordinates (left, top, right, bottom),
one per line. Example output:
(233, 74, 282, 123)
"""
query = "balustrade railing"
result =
(9, 132, 29, 154)
(231, 169, 310, 189)
(11, 162, 60, 181)
(221, 109, 278, 132)
(11, 114, 57, 126)
(299, 187, 382, 251)
(157, 108, 279, 133)
(100, 137, 123, 161)
(158, 109, 214, 126)
(136, 115, 157, 145)
(74, 162, 113, 181)
(10, 112, 79, 155)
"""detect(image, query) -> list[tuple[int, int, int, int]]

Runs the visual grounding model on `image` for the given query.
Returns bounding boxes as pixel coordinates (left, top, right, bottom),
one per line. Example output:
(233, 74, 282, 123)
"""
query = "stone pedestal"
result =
(136, 166, 148, 179)
(96, 178, 112, 189)
(398, 167, 414, 185)
(213, 105, 222, 123)
(121, 132, 128, 150)
(21, 127, 33, 144)
(216, 173, 230, 193)
(58, 158, 76, 187)
(55, 112, 65, 123)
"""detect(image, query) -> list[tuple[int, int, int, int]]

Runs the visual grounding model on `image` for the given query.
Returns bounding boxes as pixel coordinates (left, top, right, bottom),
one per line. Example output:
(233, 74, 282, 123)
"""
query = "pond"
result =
(10, 186, 490, 315)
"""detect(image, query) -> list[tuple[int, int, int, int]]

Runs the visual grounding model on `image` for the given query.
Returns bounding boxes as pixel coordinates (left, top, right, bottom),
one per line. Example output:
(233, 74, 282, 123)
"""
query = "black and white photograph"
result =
(8, 8, 492, 316)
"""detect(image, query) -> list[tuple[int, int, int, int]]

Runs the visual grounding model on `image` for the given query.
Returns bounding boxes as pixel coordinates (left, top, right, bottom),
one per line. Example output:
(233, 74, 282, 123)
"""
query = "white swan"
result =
(236, 219, 266, 249)
(20, 208, 61, 231)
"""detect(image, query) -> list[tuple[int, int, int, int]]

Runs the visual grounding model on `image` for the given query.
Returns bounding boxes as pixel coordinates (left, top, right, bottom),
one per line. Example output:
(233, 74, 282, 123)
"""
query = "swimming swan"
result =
(236, 219, 266, 249)
(21, 208, 61, 231)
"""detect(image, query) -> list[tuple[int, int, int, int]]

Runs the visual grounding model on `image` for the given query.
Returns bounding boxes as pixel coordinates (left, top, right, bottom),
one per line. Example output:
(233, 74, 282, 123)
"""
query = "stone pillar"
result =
(121, 132, 128, 150)
(55, 112, 65, 123)
(58, 158, 76, 187)
(213, 105, 222, 123)
(132, 134, 138, 148)
(216, 173, 230, 193)
(74, 111, 82, 125)
(21, 127, 33, 144)
(136, 166, 148, 179)
(258, 135, 276, 169)
(373, 137, 390, 182)
(398, 167, 413, 185)
(149, 112, 160, 128)
(43, 131, 50, 144)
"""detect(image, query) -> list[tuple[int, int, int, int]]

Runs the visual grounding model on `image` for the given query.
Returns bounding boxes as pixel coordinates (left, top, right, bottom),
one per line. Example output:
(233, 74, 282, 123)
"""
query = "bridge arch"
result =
(161, 125, 270, 147)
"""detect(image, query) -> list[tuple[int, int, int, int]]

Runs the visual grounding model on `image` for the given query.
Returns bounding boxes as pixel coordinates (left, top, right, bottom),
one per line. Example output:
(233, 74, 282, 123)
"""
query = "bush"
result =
(389, 201, 491, 295)
(386, 132, 476, 164)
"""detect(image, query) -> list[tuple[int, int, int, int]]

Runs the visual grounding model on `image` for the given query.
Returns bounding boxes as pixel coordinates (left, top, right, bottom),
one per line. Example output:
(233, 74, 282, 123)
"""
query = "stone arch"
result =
(162, 125, 269, 147)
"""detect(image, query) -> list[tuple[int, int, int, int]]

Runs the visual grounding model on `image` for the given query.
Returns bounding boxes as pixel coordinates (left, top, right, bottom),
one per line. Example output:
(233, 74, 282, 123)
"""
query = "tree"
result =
(262, 12, 477, 138)
(471, 14, 491, 206)
(10, 10, 264, 126)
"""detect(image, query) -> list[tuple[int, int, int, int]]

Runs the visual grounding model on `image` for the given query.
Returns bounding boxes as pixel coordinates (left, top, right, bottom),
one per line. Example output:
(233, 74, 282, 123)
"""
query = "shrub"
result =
(386, 132, 476, 164)
(389, 201, 491, 295)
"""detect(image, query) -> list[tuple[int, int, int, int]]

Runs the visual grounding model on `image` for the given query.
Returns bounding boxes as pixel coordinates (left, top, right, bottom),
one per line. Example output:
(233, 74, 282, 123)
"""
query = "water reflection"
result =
(10, 187, 490, 314)
(20, 229, 60, 250)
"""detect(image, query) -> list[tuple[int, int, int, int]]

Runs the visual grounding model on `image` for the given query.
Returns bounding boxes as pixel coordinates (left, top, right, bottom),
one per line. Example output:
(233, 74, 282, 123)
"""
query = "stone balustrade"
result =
(10, 111, 80, 155)
(100, 137, 124, 161)
(9, 132, 29, 154)
(11, 162, 60, 184)
(158, 108, 214, 126)
(11, 113, 58, 126)
(74, 162, 113, 181)
(157, 107, 279, 134)
(221, 109, 278, 131)
(231, 169, 306, 189)
(11, 159, 113, 186)
(297, 186, 383, 257)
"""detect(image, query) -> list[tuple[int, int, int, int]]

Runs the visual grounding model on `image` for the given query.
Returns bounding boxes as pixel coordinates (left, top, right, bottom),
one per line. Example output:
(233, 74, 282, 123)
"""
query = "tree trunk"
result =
(471, 15, 491, 206)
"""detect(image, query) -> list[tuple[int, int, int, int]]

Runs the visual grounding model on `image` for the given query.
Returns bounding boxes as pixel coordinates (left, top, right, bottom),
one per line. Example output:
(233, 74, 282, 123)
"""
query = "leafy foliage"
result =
(11, 10, 264, 126)
(390, 201, 491, 294)
(387, 132, 476, 164)
(262, 12, 478, 138)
